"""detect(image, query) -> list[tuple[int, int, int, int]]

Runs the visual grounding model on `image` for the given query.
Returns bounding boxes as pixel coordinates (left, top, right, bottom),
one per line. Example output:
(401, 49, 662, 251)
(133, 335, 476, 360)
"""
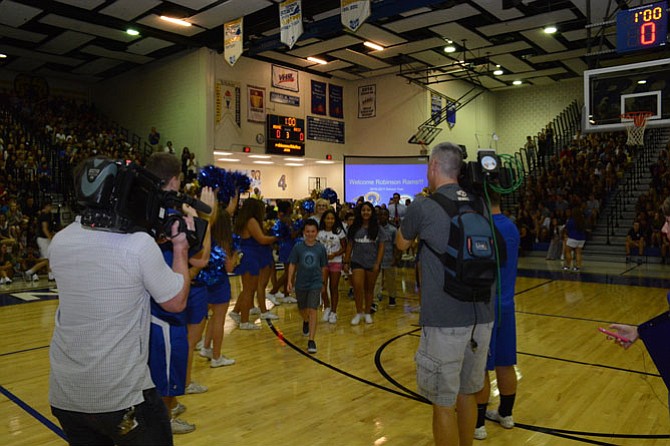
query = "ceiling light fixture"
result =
(543, 25, 557, 34)
(217, 158, 240, 162)
(160, 16, 192, 27)
(444, 45, 456, 53)
(213, 150, 232, 156)
(637, 79, 647, 84)
(363, 41, 384, 51)
(253, 160, 274, 165)
(284, 158, 305, 162)
(307, 56, 328, 65)
(315, 160, 335, 164)
(284, 163, 304, 167)
(0, 54, 7, 59)
(248, 155, 271, 159)
(126, 29, 140, 36)
(493, 69, 504, 75)
(513, 80, 522, 85)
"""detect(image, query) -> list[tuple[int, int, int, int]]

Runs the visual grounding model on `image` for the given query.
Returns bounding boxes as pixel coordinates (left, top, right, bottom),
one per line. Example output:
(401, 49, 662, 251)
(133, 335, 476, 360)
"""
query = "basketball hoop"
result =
(620, 111, 653, 146)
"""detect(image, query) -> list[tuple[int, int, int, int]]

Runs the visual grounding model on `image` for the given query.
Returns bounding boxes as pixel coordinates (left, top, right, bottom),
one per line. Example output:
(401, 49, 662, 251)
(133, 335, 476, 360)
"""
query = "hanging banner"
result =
(446, 102, 457, 129)
(358, 84, 376, 118)
(311, 80, 327, 115)
(329, 84, 343, 119)
(217, 80, 241, 127)
(272, 65, 299, 92)
(224, 17, 243, 66)
(431, 93, 442, 126)
(279, 0, 303, 49)
(341, 0, 371, 32)
(247, 85, 266, 123)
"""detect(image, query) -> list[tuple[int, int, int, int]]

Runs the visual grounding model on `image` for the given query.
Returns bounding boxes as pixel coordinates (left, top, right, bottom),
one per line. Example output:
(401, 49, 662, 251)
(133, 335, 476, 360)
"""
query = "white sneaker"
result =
(171, 403, 186, 418)
(199, 348, 212, 359)
(195, 339, 204, 350)
(48, 272, 55, 281)
(328, 312, 337, 324)
(322, 307, 331, 322)
(351, 313, 362, 325)
(275, 291, 285, 299)
(171, 417, 195, 434)
(0, 277, 5, 284)
(249, 307, 261, 315)
(283, 295, 298, 303)
(267, 294, 281, 306)
(229, 311, 241, 324)
(239, 322, 261, 330)
(184, 381, 208, 394)
(210, 355, 235, 367)
(474, 425, 487, 440)
(260, 311, 279, 320)
(364, 313, 373, 324)
(4, 277, 10, 284)
(486, 410, 514, 429)
(31, 274, 39, 282)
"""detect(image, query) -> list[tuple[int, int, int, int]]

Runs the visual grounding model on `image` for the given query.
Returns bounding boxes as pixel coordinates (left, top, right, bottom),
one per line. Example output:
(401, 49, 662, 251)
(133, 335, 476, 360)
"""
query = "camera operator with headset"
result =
(396, 142, 495, 446)
(48, 157, 194, 445)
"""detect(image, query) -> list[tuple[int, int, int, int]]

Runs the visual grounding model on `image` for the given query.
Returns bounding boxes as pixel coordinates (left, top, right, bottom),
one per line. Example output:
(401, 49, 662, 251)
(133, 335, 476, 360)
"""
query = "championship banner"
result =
(311, 80, 327, 116)
(279, 0, 303, 49)
(217, 80, 241, 127)
(341, 0, 370, 32)
(329, 84, 343, 119)
(247, 85, 266, 123)
(431, 93, 442, 126)
(224, 17, 243, 66)
(358, 84, 376, 118)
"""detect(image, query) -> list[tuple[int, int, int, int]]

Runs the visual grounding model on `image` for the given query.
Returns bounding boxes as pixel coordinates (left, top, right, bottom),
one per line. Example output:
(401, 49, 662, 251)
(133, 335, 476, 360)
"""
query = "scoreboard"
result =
(266, 114, 305, 156)
(617, 1, 668, 53)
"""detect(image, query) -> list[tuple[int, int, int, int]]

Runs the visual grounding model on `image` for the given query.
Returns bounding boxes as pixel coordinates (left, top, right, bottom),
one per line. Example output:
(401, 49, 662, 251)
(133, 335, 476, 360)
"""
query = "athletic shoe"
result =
(302, 321, 309, 336)
(364, 313, 373, 324)
(351, 313, 362, 325)
(307, 340, 317, 354)
(274, 291, 285, 299)
(228, 311, 241, 324)
(572, 267, 580, 272)
(210, 355, 235, 367)
(283, 295, 298, 303)
(328, 312, 337, 324)
(195, 339, 204, 350)
(0, 278, 5, 284)
(239, 322, 260, 330)
(199, 348, 213, 359)
(322, 307, 331, 322)
(474, 425, 487, 440)
(249, 307, 261, 315)
(562, 266, 569, 271)
(185, 382, 208, 394)
(388, 297, 396, 308)
(486, 410, 514, 429)
(4, 277, 10, 284)
(260, 311, 279, 320)
(267, 294, 282, 306)
(23, 271, 31, 281)
(171, 403, 186, 418)
(48, 272, 55, 281)
(171, 418, 195, 434)
(31, 274, 39, 282)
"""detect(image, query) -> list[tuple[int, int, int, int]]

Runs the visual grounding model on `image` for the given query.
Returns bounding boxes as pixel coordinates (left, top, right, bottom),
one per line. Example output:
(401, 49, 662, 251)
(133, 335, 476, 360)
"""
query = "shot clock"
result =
(616, 1, 668, 53)
(266, 114, 305, 156)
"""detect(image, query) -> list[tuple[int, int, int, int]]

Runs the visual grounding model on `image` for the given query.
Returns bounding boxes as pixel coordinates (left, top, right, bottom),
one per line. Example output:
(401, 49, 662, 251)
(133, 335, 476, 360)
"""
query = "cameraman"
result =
(48, 158, 192, 445)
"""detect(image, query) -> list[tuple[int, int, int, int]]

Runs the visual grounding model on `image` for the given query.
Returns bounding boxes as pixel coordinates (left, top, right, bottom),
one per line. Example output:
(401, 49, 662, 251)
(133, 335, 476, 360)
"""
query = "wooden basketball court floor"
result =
(1, 257, 669, 446)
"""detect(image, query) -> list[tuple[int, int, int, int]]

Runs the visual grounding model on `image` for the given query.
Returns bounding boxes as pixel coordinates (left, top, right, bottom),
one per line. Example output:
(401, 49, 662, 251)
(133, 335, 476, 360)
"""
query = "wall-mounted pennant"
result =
(279, 0, 303, 50)
(224, 17, 243, 66)
(341, 0, 370, 32)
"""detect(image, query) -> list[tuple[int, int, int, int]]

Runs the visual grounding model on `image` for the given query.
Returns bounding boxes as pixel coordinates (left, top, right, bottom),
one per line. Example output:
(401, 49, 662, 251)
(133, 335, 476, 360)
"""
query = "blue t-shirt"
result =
(288, 241, 327, 291)
(493, 214, 520, 312)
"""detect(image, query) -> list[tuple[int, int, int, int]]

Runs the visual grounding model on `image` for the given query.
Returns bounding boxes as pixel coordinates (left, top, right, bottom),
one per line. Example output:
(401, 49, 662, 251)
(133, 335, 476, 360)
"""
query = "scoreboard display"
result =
(266, 114, 305, 156)
(617, 1, 668, 53)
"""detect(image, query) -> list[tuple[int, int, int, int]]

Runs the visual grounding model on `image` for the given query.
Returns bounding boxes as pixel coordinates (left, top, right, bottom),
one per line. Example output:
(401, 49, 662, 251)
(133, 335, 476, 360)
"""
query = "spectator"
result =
(626, 220, 646, 263)
(563, 207, 587, 272)
(148, 126, 160, 147)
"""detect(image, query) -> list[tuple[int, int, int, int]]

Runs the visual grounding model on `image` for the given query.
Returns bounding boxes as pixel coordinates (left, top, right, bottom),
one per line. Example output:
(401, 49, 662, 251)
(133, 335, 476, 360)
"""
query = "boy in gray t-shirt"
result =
(287, 220, 328, 354)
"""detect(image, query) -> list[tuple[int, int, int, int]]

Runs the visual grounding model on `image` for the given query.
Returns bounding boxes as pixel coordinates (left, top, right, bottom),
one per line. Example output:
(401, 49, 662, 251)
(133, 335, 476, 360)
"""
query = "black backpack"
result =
(424, 192, 505, 303)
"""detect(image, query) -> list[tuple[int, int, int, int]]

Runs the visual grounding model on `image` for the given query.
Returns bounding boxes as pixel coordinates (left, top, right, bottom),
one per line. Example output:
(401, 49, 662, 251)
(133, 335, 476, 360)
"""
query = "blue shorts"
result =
(236, 244, 270, 276)
(486, 309, 517, 370)
(207, 279, 231, 305)
(278, 242, 294, 264)
(186, 285, 208, 324)
(148, 317, 188, 397)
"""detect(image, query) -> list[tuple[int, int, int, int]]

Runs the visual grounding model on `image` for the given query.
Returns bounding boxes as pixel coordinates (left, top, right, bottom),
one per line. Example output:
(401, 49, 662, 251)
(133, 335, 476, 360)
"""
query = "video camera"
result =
(458, 146, 513, 193)
(75, 158, 210, 250)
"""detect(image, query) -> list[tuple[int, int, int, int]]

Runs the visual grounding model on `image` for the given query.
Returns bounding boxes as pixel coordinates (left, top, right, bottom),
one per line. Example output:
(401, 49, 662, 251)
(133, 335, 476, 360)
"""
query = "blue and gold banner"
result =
(341, 0, 370, 32)
(280, 0, 303, 49)
(224, 17, 243, 66)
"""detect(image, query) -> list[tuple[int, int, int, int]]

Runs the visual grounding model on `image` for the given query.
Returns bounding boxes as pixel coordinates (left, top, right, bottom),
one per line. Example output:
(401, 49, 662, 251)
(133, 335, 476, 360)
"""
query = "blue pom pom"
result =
(198, 166, 251, 204)
(301, 199, 315, 214)
(320, 187, 338, 204)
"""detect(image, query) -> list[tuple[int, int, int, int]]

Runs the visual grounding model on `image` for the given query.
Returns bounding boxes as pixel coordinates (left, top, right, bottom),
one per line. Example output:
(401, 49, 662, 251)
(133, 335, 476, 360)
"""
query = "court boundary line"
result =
(0, 385, 66, 441)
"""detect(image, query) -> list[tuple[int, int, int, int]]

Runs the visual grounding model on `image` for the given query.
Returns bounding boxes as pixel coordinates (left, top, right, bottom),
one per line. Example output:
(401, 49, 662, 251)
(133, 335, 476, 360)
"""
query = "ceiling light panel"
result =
(0, 23, 47, 43)
(371, 37, 446, 59)
(257, 51, 316, 68)
(99, 0, 161, 21)
(309, 59, 352, 72)
(383, 3, 479, 34)
(189, 0, 271, 29)
(410, 50, 453, 67)
(328, 49, 390, 70)
(471, 0, 524, 21)
(289, 35, 362, 58)
(39, 14, 139, 42)
(136, 14, 205, 36)
(126, 37, 174, 55)
(38, 30, 95, 55)
(521, 29, 566, 53)
(478, 9, 576, 37)
(429, 22, 491, 50)
(0, 0, 42, 27)
(354, 24, 407, 47)
(56, 0, 105, 9)
(489, 54, 532, 73)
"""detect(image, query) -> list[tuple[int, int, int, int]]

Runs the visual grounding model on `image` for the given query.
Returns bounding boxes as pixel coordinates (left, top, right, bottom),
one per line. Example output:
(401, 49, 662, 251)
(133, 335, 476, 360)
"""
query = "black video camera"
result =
(75, 158, 210, 250)
(458, 146, 512, 193)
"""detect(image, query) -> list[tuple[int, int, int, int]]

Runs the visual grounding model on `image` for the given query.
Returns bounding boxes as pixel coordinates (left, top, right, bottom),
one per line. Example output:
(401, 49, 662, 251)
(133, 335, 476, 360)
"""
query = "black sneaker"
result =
(302, 321, 309, 336)
(307, 340, 317, 354)
(388, 297, 396, 308)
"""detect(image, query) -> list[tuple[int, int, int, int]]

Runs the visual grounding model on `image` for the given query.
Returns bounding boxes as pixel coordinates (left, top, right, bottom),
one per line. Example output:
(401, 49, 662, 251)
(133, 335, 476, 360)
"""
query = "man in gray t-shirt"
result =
(397, 142, 494, 446)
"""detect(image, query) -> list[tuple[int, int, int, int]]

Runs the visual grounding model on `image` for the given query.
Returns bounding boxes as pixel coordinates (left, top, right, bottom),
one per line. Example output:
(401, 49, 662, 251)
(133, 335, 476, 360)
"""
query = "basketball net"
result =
(620, 111, 653, 146)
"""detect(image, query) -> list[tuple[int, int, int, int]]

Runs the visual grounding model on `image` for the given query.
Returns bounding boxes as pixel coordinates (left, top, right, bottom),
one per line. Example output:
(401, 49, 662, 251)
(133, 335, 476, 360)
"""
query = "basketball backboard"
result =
(584, 57, 670, 132)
